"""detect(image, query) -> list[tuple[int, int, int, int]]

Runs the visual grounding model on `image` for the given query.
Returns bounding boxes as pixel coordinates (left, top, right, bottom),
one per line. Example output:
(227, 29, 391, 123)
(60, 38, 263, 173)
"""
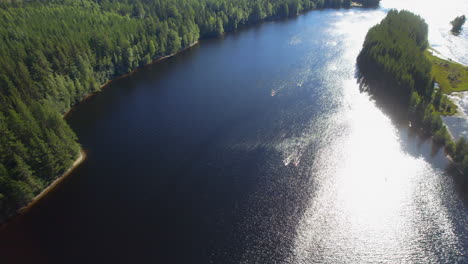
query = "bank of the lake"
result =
(427, 50, 468, 175)
(20, 150, 86, 212)
(1, 40, 199, 224)
(426, 51, 468, 176)
(0, 150, 86, 229)
(2, 0, 357, 225)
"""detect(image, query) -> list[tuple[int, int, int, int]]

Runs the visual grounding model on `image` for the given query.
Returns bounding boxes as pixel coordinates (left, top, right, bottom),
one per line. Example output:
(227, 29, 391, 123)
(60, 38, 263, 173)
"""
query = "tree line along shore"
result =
(357, 10, 468, 178)
(0, 0, 380, 222)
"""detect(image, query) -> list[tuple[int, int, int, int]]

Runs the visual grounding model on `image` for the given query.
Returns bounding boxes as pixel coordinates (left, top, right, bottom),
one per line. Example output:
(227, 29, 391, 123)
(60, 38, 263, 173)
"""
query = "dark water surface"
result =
(1, 1, 468, 263)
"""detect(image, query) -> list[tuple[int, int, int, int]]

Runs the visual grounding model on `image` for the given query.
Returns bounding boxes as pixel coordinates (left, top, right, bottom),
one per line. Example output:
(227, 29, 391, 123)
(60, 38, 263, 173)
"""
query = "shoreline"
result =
(20, 149, 87, 213)
(34, 41, 199, 212)
(0, 149, 87, 228)
(428, 49, 467, 176)
(5, 41, 199, 223)
(64, 41, 200, 118)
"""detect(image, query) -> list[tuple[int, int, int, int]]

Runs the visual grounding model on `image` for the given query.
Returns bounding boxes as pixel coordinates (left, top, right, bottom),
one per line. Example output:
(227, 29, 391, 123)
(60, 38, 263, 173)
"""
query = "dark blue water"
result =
(1, 3, 467, 264)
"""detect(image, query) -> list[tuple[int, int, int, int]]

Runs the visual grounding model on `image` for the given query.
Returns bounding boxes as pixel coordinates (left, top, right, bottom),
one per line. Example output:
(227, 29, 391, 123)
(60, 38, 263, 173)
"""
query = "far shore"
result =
(0, 149, 86, 228)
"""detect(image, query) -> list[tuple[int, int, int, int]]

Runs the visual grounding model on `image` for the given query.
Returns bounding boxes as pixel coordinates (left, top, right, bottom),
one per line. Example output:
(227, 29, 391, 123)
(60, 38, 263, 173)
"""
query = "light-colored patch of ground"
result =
(442, 91, 468, 140)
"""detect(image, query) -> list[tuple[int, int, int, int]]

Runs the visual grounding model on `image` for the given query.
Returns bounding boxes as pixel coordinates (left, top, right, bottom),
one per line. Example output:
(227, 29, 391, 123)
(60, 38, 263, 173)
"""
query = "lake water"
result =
(1, 1, 467, 263)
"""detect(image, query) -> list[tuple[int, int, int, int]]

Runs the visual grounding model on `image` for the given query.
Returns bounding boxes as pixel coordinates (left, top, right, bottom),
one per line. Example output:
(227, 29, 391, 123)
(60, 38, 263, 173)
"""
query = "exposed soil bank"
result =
(0, 149, 86, 228)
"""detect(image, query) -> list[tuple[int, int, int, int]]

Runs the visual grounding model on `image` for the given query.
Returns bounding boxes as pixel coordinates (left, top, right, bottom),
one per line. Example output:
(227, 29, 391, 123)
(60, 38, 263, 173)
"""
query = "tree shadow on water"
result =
(357, 66, 468, 198)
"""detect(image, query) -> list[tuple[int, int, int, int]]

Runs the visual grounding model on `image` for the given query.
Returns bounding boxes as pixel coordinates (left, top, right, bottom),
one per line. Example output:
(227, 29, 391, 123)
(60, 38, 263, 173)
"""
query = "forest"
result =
(357, 10, 468, 178)
(0, 0, 381, 221)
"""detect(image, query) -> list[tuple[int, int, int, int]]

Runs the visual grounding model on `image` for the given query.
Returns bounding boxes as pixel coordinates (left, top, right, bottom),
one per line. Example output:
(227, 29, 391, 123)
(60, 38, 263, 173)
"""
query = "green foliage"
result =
(0, 0, 358, 221)
(426, 50, 468, 94)
(450, 15, 466, 33)
(452, 138, 468, 175)
(357, 10, 467, 178)
(358, 10, 431, 103)
(433, 126, 451, 145)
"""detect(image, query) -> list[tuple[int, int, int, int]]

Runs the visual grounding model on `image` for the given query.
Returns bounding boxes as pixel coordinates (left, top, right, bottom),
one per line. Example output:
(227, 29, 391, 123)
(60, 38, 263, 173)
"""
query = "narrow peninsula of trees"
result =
(451, 15, 466, 34)
(357, 10, 468, 177)
(0, 0, 379, 222)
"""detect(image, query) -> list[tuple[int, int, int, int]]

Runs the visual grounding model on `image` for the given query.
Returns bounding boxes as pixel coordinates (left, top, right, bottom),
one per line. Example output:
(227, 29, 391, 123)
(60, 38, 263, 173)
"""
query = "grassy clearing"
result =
(426, 50, 468, 94)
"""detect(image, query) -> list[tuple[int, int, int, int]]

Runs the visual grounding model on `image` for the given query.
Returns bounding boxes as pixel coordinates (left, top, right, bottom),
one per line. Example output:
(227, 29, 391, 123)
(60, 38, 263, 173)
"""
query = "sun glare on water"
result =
(288, 76, 463, 263)
(283, 3, 468, 261)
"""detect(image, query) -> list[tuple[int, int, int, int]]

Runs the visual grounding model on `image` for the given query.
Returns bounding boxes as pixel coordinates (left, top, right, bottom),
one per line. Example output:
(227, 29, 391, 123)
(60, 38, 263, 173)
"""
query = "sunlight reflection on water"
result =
(289, 80, 464, 263)
(274, 4, 468, 263)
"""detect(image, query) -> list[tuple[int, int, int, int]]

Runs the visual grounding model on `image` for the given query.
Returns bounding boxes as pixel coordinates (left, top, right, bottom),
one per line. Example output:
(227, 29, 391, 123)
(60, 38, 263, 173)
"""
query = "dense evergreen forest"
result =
(0, 0, 381, 222)
(357, 10, 468, 177)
